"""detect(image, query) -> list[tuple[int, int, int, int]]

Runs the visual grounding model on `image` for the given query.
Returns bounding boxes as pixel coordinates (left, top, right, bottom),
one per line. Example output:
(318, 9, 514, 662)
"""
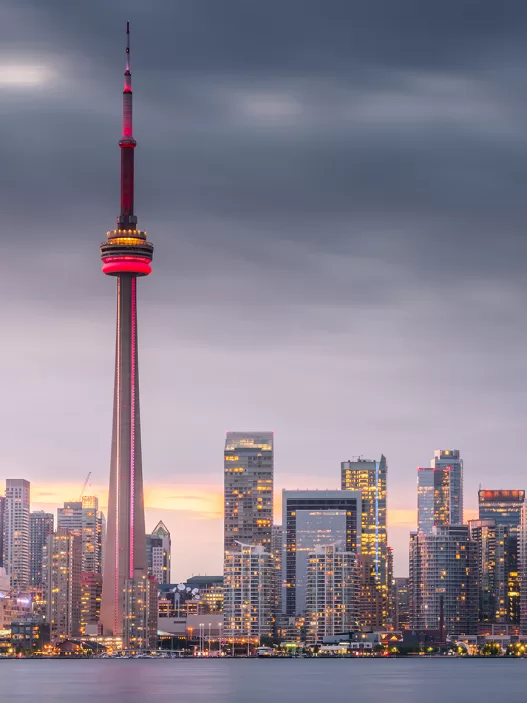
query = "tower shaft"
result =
(100, 275, 147, 635)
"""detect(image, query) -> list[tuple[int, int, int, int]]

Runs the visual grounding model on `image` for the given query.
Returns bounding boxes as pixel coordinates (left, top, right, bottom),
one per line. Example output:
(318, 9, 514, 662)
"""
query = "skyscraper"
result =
(271, 525, 283, 619)
(282, 489, 362, 617)
(30, 511, 54, 587)
(43, 530, 82, 642)
(224, 432, 274, 553)
(410, 525, 478, 637)
(473, 490, 524, 626)
(305, 544, 359, 645)
(417, 466, 450, 534)
(341, 456, 388, 628)
(57, 497, 103, 573)
(4, 479, 30, 590)
(146, 520, 171, 584)
(100, 23, 154, 638)
(431, 450, 463, 525)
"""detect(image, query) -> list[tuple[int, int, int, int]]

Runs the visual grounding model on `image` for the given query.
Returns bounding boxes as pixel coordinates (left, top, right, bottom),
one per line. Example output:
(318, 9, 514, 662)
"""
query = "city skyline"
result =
(4, 2, 527, 583)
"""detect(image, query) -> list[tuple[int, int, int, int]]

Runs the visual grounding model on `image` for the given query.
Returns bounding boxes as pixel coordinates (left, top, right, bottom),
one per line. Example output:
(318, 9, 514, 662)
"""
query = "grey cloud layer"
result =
(2, 0, 527, 574)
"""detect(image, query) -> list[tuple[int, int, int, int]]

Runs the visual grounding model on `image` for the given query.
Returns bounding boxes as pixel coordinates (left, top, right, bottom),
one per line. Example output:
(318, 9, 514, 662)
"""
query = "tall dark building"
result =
(471, 490, 524, 627)
(410, 526, 478, 637)
(30, 511, 54, 587)
(282, 490, 361, 617)
(100, 23, 154, 638)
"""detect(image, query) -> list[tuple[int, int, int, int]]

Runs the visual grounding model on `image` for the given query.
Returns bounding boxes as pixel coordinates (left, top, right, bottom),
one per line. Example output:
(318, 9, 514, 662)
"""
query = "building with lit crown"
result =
(478, 490, 525, 529)
(305, 544, 359, 645)
(224, 432, 274, 554)
(341, 457, 388, 628)
(100, 23, 154, 639)
(417, 466, 450, 534)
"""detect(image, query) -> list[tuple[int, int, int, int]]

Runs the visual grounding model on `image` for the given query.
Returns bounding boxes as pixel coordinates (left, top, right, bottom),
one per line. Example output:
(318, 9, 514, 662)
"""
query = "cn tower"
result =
(100, 22, 153, 636)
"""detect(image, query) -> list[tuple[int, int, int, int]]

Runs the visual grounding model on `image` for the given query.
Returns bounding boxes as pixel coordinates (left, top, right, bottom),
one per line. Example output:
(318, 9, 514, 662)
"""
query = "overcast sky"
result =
(2, 0, 527, 578)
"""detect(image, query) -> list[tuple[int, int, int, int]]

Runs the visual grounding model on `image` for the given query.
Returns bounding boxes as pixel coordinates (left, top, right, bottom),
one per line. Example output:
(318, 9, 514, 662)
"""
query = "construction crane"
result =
(79, 471, 92, 501)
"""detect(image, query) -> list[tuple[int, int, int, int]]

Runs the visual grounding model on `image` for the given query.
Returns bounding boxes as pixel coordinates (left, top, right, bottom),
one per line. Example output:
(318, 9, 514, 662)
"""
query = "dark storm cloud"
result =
(3, 0, 527, 575)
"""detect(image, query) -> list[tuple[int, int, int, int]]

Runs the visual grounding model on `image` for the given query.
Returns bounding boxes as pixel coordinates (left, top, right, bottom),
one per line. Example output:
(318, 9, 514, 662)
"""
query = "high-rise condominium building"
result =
(146, 520, 171, 584)
(469, 518, 519, 625)
(431, 450, 463, 525)
(520, 506, 527, 634)
(0, 496, 5, 568)
(341, 456, 388, 628)
(30, 512, 54, 587)
(4, 479, 30, 590)
(417, 467, 450, 534)
(57, 497, 103, 573)
(224, 432, 273, 553)
(43, 530, 82, 642)
(282, 490, 361, 617)
(271, 525, 283, 619)
(80, 572, 103, 635)
(478, 490, 525, 529)
(223, 544, 272, 641)
(477, 491, 524, 626)
(410, 525, 478, 637)
(123, 573, 158, 650)
(305, 544, 359, 645)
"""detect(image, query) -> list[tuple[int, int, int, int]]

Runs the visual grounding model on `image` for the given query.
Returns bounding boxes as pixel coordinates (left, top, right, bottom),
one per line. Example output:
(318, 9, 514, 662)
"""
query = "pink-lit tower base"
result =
(100, 22, 153, 637)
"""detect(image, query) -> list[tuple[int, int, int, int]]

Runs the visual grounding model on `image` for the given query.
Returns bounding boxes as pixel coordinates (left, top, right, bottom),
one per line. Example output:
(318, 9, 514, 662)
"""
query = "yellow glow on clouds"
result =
(31, 482, 473, 528)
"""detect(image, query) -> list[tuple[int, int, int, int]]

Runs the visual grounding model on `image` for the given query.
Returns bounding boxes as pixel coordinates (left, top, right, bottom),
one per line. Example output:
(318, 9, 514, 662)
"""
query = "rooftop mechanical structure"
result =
(100, 22, 154, 637)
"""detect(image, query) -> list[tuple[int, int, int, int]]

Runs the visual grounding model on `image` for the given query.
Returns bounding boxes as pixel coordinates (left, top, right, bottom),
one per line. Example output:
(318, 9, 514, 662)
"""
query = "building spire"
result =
(122, 21, 133, 138)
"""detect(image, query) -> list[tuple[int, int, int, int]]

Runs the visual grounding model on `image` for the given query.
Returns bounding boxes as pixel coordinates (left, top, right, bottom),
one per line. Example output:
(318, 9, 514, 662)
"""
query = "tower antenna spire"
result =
(125, 21, 131, 74)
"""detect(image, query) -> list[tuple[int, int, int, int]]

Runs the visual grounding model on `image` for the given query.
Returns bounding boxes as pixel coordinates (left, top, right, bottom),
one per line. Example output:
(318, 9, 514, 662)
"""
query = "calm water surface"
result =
(1, 659, 526, 702)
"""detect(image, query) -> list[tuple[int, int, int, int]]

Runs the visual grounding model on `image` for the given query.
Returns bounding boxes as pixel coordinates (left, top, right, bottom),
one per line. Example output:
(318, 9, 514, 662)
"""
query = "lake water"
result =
(1, 658, 526, 702)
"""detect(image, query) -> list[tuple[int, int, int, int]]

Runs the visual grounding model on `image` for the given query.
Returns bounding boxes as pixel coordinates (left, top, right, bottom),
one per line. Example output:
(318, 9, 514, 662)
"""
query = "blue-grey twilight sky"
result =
(2, 0, 527, 578)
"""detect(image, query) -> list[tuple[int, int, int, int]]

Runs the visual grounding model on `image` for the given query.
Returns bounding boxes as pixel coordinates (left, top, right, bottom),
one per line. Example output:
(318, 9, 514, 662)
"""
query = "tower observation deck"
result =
(100, 22, 154, 639)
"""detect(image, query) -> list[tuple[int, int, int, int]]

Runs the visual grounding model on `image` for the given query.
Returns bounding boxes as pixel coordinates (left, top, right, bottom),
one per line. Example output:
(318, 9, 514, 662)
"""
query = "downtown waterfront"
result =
(1, 659, 526, 703)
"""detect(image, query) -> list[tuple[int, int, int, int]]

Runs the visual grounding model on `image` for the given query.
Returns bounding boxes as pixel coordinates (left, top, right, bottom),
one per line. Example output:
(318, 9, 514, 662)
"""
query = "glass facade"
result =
(29, 511, 54, 587)
(417, 467, 450, 534)
(282, 490, 361, 617)
(431, 450, 463, 525)
(341, 457, 388, 628)
(478, 490, 525, 529)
